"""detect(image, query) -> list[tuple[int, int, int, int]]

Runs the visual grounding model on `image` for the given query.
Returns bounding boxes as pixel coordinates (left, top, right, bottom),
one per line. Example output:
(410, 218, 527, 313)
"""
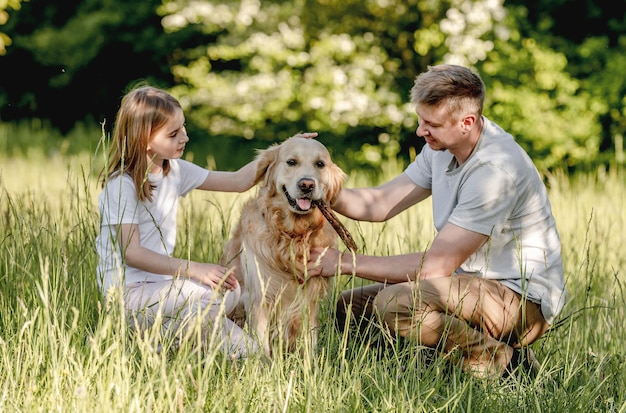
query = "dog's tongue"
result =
(297, 198, 312, 210)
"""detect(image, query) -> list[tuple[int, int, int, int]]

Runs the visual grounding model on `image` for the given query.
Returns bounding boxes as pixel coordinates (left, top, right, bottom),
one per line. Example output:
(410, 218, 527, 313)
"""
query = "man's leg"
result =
(336, 283, 387, 334)
(373, 275, 549, 376)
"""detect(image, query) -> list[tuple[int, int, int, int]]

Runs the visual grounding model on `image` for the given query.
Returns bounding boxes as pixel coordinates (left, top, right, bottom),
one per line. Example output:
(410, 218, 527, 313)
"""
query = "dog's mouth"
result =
(283, 186, 315, 213)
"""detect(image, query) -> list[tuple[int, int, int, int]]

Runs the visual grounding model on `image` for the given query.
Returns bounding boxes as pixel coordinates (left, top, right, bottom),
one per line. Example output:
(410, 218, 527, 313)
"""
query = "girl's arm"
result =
(196, 159, 259, 193)
(196, 132, 319, 193)
(118, 223, 238, 290)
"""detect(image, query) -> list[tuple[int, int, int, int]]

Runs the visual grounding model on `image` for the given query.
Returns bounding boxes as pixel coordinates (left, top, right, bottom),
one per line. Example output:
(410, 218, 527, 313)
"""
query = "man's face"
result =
(415, 104, 465, 152)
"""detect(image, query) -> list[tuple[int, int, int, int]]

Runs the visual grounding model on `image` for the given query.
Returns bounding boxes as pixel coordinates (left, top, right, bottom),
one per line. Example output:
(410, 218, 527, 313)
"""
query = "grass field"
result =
(0, 150, 624, 412)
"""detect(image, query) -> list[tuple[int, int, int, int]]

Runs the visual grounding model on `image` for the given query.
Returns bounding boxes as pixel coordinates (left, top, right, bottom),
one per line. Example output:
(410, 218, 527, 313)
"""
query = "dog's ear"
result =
(326, 162, 348, 205)
(254, 143, 281, 196)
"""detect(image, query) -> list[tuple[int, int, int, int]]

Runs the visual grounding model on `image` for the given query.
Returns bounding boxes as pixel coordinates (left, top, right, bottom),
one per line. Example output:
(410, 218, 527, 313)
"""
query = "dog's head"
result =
(253, 135, 346, 214)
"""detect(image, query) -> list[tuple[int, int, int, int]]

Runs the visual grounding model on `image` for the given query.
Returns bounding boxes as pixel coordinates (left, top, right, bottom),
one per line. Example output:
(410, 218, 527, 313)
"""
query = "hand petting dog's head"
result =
(254, 136, 346, 214)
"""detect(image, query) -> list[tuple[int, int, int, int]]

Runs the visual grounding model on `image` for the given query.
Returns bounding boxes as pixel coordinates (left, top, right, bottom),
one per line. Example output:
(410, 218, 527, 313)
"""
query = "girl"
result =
(95, 85, 277, 357)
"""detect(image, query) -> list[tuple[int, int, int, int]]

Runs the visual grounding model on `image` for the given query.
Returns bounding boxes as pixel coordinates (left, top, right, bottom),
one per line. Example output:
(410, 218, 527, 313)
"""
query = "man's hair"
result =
(101, 85, 182, 202)
(410, 64, 485, 120)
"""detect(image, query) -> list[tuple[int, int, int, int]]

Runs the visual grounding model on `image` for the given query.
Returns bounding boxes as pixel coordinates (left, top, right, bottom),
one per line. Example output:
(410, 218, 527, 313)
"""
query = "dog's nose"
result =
(298, 178, 316, 194)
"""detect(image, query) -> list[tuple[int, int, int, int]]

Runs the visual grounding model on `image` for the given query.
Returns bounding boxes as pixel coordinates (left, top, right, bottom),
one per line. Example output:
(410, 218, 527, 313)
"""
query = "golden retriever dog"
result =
(220, 135, 346, 356)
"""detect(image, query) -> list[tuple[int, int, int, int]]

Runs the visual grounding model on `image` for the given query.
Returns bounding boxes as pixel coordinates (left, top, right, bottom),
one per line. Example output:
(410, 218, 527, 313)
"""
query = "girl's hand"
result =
(188, 262, 239, 291)
(292, 132, 318, 139)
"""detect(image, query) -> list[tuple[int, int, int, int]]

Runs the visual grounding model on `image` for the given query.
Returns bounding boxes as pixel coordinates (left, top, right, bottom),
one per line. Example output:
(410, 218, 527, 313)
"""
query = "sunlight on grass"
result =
(0, 152, 624, 412)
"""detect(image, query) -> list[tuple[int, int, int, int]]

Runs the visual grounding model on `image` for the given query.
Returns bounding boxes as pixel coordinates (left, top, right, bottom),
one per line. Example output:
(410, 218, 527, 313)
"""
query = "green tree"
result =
(475, 7, 601, 171)
(160, 0, 510, 170)
(160, 0, 613, 171)
(502, 0, 626, 169)
(0, 0, 202, 132)
(0, 0, 25, 55)
(1, 0, 623, 172)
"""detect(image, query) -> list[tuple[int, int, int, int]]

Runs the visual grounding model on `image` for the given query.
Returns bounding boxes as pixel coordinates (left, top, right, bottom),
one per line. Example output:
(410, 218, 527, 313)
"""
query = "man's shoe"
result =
(503, 347, 540, 379)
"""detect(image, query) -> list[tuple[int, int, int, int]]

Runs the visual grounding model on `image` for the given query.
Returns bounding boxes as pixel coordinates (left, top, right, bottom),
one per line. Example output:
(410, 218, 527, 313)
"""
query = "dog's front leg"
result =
(248, 303, 272, 356)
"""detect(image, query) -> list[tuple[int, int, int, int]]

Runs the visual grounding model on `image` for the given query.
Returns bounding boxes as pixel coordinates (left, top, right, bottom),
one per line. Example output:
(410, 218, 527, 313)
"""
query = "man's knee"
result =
(372, 288, 394, 325)
(371, 283, 414, 333)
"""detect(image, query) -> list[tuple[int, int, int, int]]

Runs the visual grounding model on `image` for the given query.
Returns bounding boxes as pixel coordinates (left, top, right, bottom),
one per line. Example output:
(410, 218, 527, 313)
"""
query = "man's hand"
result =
(308, 246, 343, 277)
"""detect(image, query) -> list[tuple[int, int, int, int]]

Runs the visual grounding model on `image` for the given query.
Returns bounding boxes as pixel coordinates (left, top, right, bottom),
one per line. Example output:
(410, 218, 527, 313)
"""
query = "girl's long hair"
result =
(101, 85, 182, 202)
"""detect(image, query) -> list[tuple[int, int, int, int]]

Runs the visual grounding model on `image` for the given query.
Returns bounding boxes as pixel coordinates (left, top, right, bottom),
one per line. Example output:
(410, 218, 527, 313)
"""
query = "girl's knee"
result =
(222, 285, 241, 314)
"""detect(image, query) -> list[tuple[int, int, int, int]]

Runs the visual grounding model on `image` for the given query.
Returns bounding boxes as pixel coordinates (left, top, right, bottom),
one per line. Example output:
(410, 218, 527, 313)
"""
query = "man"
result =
(308, 64, 566, 378)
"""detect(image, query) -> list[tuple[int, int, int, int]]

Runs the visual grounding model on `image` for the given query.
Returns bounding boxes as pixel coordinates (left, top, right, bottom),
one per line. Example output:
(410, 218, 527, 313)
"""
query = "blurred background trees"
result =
(1, 0, 624, 173)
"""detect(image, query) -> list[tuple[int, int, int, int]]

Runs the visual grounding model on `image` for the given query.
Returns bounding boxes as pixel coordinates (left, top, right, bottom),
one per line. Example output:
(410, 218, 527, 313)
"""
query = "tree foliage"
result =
(160, 0, 513, 170)
(159, 0, 619, 171)
(0, 0, 624, 172)
(0, 0, 203, 132)
(0, 0, 26, 55)
(477, 8, 601, 171)
(501, 0, 626, 169)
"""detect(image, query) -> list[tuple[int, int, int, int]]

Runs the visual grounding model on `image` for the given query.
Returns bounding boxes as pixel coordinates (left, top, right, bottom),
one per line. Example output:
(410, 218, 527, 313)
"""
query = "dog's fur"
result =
(220, 136, 346, 356)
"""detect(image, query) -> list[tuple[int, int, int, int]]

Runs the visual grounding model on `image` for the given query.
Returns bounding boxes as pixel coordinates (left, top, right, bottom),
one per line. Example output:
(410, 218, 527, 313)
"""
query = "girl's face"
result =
(146, 107, 189, 172)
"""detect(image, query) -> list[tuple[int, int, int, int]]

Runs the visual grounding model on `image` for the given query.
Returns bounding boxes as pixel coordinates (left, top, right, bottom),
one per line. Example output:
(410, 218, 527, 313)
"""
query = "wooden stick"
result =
(314, 200, 358, 252)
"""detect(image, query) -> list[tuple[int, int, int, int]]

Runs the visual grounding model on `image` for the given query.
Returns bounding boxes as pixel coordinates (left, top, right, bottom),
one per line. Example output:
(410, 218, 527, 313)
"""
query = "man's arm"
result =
(332, 173, 431, 222)
(417, 223, 487, 279)
(310, 223, 488, 282)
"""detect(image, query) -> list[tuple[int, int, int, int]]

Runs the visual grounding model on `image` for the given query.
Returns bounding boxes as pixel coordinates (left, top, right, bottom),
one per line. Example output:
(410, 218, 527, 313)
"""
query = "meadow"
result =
(0, 144, 625, 412)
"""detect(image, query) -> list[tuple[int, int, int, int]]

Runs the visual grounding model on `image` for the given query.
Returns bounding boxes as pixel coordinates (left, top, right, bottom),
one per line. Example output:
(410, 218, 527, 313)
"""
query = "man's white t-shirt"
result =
(404, 117, 566, 324)
(96, 159, 209, 295)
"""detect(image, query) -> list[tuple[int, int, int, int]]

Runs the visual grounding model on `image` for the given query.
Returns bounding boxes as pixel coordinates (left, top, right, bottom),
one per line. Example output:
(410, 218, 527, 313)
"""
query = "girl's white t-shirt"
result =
(96, 159, 209, 295)
(404, 117, 566, 324)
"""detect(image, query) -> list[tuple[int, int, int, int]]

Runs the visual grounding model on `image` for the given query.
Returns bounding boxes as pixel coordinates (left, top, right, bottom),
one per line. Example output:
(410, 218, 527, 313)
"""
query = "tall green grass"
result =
(0, 150, 624, 412)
